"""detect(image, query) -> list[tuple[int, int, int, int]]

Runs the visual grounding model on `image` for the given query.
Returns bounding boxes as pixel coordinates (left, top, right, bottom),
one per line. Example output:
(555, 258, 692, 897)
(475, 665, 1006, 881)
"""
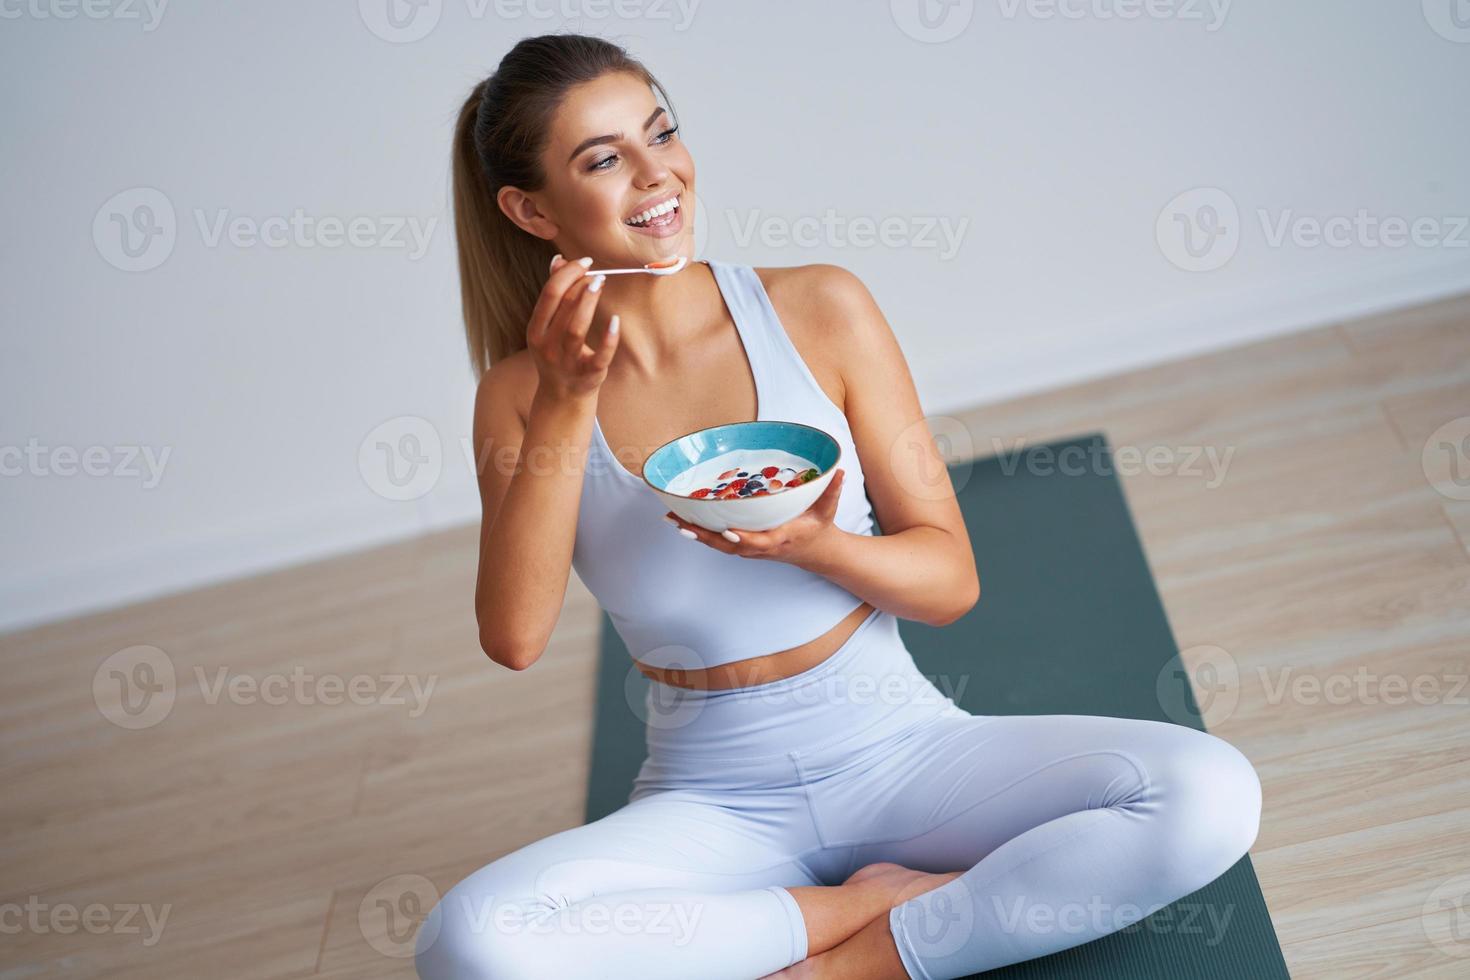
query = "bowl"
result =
(641, 420, 841, 532)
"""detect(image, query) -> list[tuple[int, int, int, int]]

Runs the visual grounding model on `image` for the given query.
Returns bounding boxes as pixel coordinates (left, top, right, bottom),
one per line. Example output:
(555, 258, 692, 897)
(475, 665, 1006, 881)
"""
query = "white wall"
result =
(3, 0, 1468, 633)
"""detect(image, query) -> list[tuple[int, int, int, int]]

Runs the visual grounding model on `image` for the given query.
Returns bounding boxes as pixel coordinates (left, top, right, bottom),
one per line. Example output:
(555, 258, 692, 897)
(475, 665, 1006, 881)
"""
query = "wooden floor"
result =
(4, 293, 1468, 979)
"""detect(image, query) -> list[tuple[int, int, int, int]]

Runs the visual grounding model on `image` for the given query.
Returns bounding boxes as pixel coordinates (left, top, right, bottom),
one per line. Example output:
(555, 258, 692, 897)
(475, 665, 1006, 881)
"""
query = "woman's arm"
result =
(666, 264, 980, 627)
(471, 357, 599, 668)
(792, 265, 979, 626)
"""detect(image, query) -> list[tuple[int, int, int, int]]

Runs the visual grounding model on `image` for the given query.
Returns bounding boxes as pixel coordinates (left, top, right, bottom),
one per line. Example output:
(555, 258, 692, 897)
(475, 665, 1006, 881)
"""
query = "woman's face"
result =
(511, 72, 694, 266)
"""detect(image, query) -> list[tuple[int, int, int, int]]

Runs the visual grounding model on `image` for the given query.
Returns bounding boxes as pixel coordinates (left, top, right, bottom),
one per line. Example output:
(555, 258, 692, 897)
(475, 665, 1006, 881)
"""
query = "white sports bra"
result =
(570, 258, 878, 671)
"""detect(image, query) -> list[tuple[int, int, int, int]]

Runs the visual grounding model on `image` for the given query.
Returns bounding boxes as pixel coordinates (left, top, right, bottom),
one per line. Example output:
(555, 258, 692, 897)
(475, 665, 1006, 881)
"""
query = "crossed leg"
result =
(415, 786, 824, 980)
(780, 712, 1263, 979)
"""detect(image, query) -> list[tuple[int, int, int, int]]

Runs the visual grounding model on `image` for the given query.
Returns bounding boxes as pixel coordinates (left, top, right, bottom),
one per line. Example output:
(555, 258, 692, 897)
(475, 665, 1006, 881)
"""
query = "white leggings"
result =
(415, 608, 1262, 979)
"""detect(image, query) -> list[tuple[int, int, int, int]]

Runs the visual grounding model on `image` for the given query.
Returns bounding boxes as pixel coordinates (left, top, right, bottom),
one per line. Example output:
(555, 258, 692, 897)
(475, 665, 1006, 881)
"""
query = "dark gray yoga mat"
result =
(586, 432, 1290, 979)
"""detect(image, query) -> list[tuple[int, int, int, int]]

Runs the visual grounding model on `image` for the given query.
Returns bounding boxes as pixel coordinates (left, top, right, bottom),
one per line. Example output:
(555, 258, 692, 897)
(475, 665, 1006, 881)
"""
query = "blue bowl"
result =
(642, 421, 841, 532)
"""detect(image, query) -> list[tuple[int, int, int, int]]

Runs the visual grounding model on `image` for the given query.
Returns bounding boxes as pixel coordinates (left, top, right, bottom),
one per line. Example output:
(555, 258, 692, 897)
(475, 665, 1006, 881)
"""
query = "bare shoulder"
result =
(754, 263, 897, 411)
(474, 346, 537, 432)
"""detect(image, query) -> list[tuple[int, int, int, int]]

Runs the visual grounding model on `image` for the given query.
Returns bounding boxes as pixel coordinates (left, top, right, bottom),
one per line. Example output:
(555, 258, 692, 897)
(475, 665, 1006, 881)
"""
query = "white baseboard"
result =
(920, 255, 1470, 418)
(5, 255, 1468, 637)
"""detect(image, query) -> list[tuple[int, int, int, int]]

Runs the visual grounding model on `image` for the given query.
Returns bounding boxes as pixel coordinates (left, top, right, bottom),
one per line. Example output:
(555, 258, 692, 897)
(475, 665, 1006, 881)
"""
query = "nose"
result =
(629, 148, 671, 188)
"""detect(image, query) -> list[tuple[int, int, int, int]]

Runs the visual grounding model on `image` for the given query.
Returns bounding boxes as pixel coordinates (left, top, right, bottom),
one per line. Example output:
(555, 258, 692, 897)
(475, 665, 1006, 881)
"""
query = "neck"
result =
(595, 257, 714, 376)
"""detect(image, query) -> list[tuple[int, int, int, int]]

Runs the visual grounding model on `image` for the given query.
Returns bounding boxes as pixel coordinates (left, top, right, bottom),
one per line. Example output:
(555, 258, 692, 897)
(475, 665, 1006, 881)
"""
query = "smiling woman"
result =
(414, 31, 1261, 980)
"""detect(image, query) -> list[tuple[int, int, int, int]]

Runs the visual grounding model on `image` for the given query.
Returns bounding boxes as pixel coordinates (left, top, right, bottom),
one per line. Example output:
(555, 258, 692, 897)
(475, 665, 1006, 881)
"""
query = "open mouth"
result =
(624, 194, 681, 230)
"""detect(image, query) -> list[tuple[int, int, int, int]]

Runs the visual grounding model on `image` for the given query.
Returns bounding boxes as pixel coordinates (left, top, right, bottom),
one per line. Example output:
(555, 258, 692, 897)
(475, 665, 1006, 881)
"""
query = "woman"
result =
(416, 32, 1262, 980)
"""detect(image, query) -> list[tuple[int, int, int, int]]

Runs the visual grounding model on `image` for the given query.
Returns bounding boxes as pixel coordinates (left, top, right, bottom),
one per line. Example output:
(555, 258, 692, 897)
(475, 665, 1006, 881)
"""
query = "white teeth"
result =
(626, 196, 680, 226)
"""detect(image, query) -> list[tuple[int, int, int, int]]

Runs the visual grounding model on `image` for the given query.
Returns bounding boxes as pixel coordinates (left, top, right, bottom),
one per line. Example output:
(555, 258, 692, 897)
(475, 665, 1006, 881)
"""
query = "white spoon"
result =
(583, 255, 689, 277)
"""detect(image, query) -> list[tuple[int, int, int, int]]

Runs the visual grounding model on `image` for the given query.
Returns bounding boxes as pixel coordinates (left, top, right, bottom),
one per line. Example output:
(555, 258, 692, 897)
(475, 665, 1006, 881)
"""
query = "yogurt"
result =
(666, 448, 822, 499)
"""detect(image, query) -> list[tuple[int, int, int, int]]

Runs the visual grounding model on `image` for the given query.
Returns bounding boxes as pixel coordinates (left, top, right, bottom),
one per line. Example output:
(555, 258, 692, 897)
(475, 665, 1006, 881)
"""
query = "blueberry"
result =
(737, 471, 748, 477)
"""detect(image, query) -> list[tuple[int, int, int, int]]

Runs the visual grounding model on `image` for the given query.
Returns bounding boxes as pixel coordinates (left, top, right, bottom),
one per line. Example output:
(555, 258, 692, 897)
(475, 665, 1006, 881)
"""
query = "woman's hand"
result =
(527, 253, 620, 403)
(664, 468, 847, 567)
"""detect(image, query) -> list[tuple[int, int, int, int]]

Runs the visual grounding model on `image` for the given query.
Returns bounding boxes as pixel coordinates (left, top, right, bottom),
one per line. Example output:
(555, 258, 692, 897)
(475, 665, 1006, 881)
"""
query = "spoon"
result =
(583, 255, 689, 277)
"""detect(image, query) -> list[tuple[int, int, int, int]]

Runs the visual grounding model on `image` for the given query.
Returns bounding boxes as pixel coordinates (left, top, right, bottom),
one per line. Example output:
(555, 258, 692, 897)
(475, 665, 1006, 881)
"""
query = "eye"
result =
(587, 125, 680, 172)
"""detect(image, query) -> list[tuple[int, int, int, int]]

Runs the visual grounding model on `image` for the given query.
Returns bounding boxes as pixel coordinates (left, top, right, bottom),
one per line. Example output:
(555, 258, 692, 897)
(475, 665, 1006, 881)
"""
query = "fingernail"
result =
(678, 528, 698, 540)
(578, 256, 595, 268)
(588, 274, 606, 293)
(722, 530, 741, 543)
(609, 314, 620, 334)
(549, 253, 563, 272)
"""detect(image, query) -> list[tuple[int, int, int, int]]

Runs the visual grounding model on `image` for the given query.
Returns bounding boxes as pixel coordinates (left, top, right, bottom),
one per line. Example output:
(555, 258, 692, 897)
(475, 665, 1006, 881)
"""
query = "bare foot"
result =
(845, 862, 964, 905)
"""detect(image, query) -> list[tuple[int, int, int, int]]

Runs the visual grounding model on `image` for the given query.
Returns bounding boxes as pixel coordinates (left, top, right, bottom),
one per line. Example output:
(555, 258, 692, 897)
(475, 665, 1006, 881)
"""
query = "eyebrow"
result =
(566, 106, 669, 164)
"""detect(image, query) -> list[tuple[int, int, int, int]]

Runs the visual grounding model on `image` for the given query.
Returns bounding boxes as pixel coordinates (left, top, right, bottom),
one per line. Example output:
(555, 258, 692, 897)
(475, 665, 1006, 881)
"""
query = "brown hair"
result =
(452, 32, 676, 377)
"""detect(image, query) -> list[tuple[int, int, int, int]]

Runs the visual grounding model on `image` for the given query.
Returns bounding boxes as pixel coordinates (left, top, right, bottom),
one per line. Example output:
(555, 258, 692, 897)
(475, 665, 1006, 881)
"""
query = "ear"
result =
(497, 185, 558, 239)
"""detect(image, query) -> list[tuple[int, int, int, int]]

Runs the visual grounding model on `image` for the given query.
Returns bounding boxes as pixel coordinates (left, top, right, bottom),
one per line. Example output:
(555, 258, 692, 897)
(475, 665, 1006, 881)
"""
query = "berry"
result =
(761, 466, 779, 478)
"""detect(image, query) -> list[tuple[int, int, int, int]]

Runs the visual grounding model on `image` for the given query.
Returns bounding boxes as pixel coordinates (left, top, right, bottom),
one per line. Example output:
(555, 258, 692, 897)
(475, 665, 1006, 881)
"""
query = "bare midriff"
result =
(633, 600, 876, 690)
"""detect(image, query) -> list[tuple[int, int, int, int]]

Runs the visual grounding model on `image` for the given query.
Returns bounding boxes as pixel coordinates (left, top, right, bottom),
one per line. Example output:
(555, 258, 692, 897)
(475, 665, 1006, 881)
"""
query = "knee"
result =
(1146, 727, 1262, 890)
(414, 873, 540, 980)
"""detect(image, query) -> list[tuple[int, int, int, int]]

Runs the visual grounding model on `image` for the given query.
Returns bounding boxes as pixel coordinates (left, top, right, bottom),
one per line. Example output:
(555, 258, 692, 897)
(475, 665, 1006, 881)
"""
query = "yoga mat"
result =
(586, 432, 1290, 979)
